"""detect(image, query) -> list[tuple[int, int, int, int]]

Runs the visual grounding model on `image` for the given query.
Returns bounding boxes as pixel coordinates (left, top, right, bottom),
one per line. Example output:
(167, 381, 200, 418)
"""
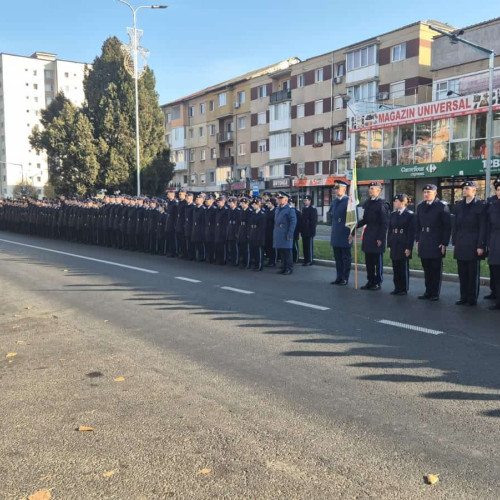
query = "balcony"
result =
(270, 89, 292, 104)
(216, 156, 234, 167)
(216, 131, 234, 143)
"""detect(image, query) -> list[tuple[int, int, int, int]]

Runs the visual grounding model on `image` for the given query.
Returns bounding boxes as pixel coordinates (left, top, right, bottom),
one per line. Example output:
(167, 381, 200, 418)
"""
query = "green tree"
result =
(30, 96, 99, 196)
(141, 147, 175, 196)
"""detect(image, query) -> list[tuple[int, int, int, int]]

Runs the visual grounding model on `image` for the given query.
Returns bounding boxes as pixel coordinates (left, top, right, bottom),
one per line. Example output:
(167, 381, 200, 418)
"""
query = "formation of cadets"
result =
(1, 178, 500, 310)
(0, 190, 316, 274)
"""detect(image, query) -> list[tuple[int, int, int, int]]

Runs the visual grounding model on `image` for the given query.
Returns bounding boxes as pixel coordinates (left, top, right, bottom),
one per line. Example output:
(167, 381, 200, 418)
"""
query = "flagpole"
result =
(354, 227, 358, 290)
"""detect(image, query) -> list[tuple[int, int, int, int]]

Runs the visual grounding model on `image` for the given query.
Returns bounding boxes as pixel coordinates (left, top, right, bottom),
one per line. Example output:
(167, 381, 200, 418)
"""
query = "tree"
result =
(30, 96, 99, 196)
(141, 147, 175, 196)
(13, 181, 38, 200)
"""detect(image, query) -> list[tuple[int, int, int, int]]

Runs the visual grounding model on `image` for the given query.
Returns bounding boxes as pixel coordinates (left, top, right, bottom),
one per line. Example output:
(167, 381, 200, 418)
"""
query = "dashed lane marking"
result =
(285, 300, 330, 311)
(0, 239, 159, 274)
(377, 319, 443, 336)
(220, 286, 255, 295)
(175, 277, 202, 283)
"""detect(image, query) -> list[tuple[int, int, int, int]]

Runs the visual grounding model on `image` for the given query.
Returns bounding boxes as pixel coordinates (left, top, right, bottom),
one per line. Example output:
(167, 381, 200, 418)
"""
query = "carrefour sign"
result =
(357, 159, 500, 181)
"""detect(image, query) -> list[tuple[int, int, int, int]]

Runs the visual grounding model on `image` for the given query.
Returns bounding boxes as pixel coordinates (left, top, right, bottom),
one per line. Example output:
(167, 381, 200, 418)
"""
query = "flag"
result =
(345, 162, 359, 230)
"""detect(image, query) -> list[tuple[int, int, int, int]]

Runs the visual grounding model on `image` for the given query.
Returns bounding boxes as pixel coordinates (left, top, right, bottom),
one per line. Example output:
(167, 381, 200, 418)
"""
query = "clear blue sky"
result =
(1, 1, 498, 104)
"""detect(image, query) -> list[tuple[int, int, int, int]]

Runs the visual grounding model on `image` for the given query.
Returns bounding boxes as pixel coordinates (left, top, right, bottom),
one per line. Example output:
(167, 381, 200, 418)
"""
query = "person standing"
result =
(329, 182, 352, 285)
(300, 195, 318, 266)
(226, 196, 240, 266)
(387, 194, 415, 295)
(486, 180, 500, 310)
(204, 194, 217, 263)
(485, 178, 500, 301)
(352, 182, 389, 290)
(273, 192, 297, 275)
(184, 192, 195, 260)
(214, 195, 229, 265)
(452, 181, 487, 306)
(416, 184, 451, 301)
(165, 190, 178, 257)
(192, 193, 206, 262)
(237, 197, 252, 269)
(249, 197, 267, 271)
(264, 197, 277, 267)
(175, 189, 187, 258)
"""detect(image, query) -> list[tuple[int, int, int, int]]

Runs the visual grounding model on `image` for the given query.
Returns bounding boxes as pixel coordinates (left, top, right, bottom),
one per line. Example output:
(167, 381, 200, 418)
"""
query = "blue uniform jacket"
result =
(416, 198, 451, 259)
(273, 203, 297, 249)
(387, 209, 416, 260)
(357, 198, 390, 254)
(329, 195, 351, 248)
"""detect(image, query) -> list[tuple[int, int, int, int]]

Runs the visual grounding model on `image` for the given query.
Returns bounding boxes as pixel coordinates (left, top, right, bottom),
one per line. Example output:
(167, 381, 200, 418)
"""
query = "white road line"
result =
(285, 300, 330, 311)
(175, 276, 202, 283)
(220, 286, 254, 295)
(0, 238, 159, 274)
(377, 319, 443, 336)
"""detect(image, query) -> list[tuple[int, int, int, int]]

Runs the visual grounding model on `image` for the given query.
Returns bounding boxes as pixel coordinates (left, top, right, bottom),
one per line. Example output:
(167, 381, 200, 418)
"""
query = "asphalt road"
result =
(1, 230, 500, 499)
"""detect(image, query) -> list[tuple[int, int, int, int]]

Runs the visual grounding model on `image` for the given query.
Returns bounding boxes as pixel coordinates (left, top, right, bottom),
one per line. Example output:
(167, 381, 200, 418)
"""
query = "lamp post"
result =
(116, 0, 167, 197)
(430, 25, 496, 197)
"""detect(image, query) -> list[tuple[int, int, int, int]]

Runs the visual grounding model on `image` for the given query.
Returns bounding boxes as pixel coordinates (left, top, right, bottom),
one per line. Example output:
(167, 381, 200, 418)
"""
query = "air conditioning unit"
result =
(234, 102, 240, 109)
(334, 76, 343, 84)
(378, 92, 389, 100)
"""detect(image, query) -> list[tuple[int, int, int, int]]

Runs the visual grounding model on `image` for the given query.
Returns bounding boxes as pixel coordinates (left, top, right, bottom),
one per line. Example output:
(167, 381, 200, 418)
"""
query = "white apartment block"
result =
(0, 51, 88, 198)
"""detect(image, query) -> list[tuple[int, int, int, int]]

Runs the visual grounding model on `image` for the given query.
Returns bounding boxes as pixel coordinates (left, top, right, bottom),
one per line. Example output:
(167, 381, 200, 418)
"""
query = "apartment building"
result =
(0, 52, 88, 198)
(350, 17, 500, 209)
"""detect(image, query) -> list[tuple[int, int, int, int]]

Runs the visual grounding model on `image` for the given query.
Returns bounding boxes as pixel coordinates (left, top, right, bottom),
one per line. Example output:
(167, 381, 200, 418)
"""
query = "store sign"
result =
(293, 176, 348, 187)
(351, 88, 500, 132)
(230, 181, 246, 190)
(357, 158, 500, 181)
(270, 178, 291, 188)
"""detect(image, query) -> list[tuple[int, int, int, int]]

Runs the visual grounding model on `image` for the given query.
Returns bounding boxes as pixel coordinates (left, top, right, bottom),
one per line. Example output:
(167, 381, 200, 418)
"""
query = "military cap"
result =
(393, 193, 409, 202)
(216, 195, 226, 202)
(240, 196, 250, 203)
(276, 191, 290, 199)
(263, 191, 272, 197)
(228, 196, 238, 203)
(205, 194, 216, 201)
(422, 184, 437, 191)
(186, 191, 194, 197)
(268, 197, 278, 206)
(252, 196, 262, 204)
(336, 181, 349, 188)
(494, 179, 500, 189)
(178, 188, 187, 194)
(368, 181, 382, 188)
(303, 195, 312, 201)
(461, 181, 478, 188)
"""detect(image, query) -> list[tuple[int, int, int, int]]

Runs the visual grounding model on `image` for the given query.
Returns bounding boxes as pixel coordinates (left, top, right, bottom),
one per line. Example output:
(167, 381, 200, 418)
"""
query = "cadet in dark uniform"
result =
(353, 182, 389, 290)
(452, 181, 487, 306)
(486, 180, 500, 310)
(226, 196, 240, 266)
(249, 197, 266, 271)
(165, 190, 178, 257)
(176, 189, 187, 258)
(237, 197, 252, 269)
(387, 193, 415, 295)
(204, 194, 217, 263)
(289, 199, 302, 263)
(264, 197, 277, 266)
(300, 195, 318, 266)
(416, 184, 451, 301)
(184, 192, 195, 260)
(191, 193, 206, 261)
(214, 195, 228, 265)
(485, 178, 500, 300)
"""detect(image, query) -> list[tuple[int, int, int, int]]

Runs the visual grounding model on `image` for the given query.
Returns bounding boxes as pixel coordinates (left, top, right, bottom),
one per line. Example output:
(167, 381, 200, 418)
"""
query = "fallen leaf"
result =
(6, 352, 17, 358)
(104, 320, 109, 323)
(16, 340, 26, 345)
(199, 468, 212, 475)
(8, 360, 13, 364)
(28, 490, 51, 500)
(103, 470, 116, 478)
(425, 473, 440, 485)
(13, 314, 20, 318)
(76, 426, 94, 432)
(114, 377, 125, 382)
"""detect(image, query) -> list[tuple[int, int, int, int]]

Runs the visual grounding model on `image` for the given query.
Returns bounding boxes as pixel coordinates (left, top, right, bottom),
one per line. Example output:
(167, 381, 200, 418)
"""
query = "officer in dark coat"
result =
(452, 181, 487, 306)
(249, 197, 267, 271)
(329, 182, 352, 285)
(226, 196, 240, 266)
(165, 190, 178, 257)
(264, 197, 277, 266)
(353, 182, 389, 290)
(485, 178, 500, 301)
(486, 180, 500, 310)
(416, 184, 451, 301)
(237, 197, 252, 269)
(214, 195, 229, 265)
(387, 193, 416, 295)
(289, 199, 302, 263)
(273, 192, 297, 275)
(184, 192, 195, 260)
(191, 193, 206, 261)
(300, 195, 318, 266)
(176, 189, 187, 258)
(204, 194, 217, 263)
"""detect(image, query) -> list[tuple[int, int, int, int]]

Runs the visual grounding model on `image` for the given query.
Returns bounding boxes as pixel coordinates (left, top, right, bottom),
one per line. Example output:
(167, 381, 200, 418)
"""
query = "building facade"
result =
(0, 52, 88, 198)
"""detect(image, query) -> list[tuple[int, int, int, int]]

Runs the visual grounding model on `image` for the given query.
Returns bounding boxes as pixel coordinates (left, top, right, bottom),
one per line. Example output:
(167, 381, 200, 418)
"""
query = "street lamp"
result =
(116, 0, 167, 197)
(0, 161, 24, 183)
(430, 25, 496, 197)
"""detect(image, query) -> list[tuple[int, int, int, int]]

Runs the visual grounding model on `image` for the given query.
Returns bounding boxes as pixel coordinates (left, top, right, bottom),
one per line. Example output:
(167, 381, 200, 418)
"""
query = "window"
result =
(199, 126, 205, 137)
(183, 175, 188, 184)
(390, 81, 405, 99)
(258, 85, 267, 98)
(347, 81, 377, 103)
(238, 143, 246, 156)
(315, 161, 323, 174)
(200, 103, 206, 114)
(64, 72, 69, 78)
(237, 91, 246, 104)
(37, 176, 41, 182)
(237, 116, 246, 129)
(271, 102, 290, 121)
(334, 96, 344, 110)
(210, 148, 217, 160)
(315, 100, 323, 115)
(298, 74, 305, 88)
(257, 112, 266, 125)
(34, 97, 38, 103)
(200, 173, 206, 184)
(227, 122, 234, 132)
(209, 171, 215, 183)
(391, 43, 406, 62)
(166, 134, 171, 146)
(258, 140, 267, 152)
(44, 70, 54, 79)
(435, 79, 459, 100)
(334, 128, 344, 141)
(189, 128, 194, 139)
(188, 106, 195, 117)
(283, 80, 290, 90)
(218, 92, 227, 107)
(200, 149, 206, 161)
(166, 113, 172, 123)
(172, 106, 181, 119)
(314, 129, 324, 143)
(346, 45, 376, 71)
(209, 124, 216, 136)
(297, 104, 305, 118)
(189, 149, 195, 162)
(297, 133, 305, 146)
(33, 83, 38, 90)
(33, 70, 37, 76)
(336, 63, 345, 77)
(209, 100, 215, 111)
(316, 68, 324, 82)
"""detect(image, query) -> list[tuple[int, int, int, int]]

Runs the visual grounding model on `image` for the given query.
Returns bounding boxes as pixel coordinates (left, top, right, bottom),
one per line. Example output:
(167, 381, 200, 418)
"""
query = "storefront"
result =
(351, 89, 500, 207)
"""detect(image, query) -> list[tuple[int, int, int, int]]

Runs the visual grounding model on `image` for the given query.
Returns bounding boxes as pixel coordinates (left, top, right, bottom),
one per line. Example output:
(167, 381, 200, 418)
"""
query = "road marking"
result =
(175, 276, 202, 283)
(220, 286, 254, 295)
(285, 300, 330, 311)
(377, 319, 443, 336)
(0, 238, 159, 274)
